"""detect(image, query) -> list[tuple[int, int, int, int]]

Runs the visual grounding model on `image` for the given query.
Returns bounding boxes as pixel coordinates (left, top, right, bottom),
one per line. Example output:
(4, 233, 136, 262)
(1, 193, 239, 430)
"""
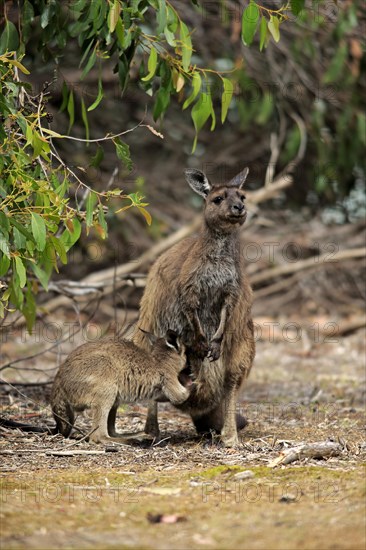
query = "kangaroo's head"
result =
(185, 167, 249, 232)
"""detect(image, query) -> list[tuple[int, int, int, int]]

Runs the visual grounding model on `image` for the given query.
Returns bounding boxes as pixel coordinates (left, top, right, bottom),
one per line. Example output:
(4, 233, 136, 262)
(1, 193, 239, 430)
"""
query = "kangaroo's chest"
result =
(195, 258, 238, 295)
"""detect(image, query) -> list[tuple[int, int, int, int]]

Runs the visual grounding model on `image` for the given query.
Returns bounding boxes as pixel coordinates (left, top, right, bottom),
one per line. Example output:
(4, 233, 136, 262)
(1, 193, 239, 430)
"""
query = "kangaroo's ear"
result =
(185, 169, 212, 198)
(165, 329, 180, 352)
(139, 327, 157, 346)
(229, 167, 249, 189)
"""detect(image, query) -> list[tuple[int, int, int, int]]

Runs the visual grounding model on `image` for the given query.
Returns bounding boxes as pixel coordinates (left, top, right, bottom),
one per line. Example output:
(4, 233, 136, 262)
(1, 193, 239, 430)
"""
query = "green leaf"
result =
(81, 97, 90, 142)
(157, 0, 167, 34)
(81, 48, 96, 80)
(108, 0, 121, 33)
(141, 47, 158, 82)
(180, 21, 192, 72)
(31, 131, 47, 158)
(97, 205, 108, 238)
(67, 89, 75, 133)
(183, 71, 201, 110)
(31, 263, 50, 290)
(40, 4, 51, 28)
(241, 2, 259, 46)
(79, 39, 95, 69)
(221, 78, 234, 124)
(60, 81, 69, 112)
(86, 191, 98, 229)
(13, 226, 26, 250)
(88, 77, 104, 112)
(268, 15, 280, 43)
(0, 21, 19, 54)
(290, 0, 305, 16)
(191, 92, 212, 152)
(10, 276, 24, 308)
(14, 256, 26, 288)
(90, 145, 104, 168)
(60, 218, 81, 252)
(9, 218, 34, 243)
(164, 27, 176, 47)
(191, 93, 212, 132)
(153, 85, 171, 121)
(31, 213, 46, 252)
(115, 18, 125, 48)
(357, 113, 366, 146)
(0, 253, 10, 276)
(50, 236, 67, 264)
(0, 212, 10, 233)
(0, 230, 10, 258)
(22, 286, 36, 333)
(114, 137, 132, 171)
(259, 16, 267, 51)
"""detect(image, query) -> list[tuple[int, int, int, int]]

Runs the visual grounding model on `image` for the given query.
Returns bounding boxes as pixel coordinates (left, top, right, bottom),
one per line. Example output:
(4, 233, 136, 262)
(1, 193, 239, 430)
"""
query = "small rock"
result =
(233, 470, 254, 480)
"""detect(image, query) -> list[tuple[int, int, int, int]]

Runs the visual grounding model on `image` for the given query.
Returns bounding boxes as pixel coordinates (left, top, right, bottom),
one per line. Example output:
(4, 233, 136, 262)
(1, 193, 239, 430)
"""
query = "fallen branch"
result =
(268, 440, 343, 467)
(251, 247, 366, 285)
(45, 450, 110, 456)
(0, 449, 109, 456)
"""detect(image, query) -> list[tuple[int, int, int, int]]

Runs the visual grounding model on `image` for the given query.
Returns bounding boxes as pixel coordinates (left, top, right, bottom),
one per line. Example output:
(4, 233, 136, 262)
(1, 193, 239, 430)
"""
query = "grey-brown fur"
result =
(50, 331, 189, 443)
(133, 167, 255, 447)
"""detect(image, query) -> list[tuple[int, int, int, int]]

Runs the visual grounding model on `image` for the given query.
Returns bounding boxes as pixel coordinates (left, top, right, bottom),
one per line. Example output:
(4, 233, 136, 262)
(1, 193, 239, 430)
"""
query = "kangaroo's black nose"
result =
(231, 203, 244, 214)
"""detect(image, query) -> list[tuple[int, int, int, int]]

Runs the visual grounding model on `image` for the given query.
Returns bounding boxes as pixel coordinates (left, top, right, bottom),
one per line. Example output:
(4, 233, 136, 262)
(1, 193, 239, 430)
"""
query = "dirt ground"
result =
(0, 326, 365, 550)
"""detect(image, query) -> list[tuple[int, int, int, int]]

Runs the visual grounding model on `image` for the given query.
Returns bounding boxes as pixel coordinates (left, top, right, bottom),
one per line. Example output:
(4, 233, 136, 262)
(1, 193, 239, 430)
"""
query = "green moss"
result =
(198, 465, 243, 478)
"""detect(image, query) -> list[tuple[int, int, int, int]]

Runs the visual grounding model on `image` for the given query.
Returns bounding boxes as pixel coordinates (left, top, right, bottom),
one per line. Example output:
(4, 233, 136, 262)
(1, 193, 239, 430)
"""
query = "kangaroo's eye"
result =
(213, 196, 223, 205)
(240, 195, 246, 201)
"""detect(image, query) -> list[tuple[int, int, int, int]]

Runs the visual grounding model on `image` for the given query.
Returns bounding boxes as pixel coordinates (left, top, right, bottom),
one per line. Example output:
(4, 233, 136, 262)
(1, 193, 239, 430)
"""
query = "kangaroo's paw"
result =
(207, 340, 221, 362)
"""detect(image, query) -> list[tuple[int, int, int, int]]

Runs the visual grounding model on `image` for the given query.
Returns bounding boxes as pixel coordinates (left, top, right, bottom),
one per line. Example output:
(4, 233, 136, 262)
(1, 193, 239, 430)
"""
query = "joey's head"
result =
(185, 167, 249, 233)
(139, 328, 186, 369)
(140, 328, 192, 404)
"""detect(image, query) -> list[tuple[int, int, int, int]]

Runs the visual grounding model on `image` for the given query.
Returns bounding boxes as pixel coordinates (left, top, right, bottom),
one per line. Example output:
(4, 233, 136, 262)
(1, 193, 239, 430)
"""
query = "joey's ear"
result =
(229, 167, 249, 189)
(139, 327, 158, 346)
(185, 169, 212, 198)
(165, 329, 180, 352)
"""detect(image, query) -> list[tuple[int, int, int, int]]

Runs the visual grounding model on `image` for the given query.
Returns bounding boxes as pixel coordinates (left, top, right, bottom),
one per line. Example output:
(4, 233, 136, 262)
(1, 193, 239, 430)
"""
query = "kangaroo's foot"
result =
(220, 431, 240, 448)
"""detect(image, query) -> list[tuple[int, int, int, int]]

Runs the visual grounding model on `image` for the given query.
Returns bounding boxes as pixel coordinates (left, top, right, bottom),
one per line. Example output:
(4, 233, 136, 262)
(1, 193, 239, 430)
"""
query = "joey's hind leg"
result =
(107, 403, 119, 437)
(52, 401, 75, 438)
(144, 401, 160, 437)
(89, 404, 113, 443)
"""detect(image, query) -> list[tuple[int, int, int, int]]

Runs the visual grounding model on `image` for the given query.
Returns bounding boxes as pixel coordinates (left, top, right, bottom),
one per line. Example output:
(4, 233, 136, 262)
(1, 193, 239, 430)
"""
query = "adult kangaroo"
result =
(134, 167, 255, 447)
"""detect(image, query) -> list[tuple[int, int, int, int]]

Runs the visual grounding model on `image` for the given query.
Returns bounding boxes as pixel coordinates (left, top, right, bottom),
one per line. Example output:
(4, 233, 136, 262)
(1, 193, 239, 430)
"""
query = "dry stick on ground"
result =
(268, 441, 343, 467)
(38, 175, 293, 315)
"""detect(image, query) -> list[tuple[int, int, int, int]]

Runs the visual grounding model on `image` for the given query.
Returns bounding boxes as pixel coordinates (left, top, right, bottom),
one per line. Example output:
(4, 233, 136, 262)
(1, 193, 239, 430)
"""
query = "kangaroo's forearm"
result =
(212, 303, 228, 343)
